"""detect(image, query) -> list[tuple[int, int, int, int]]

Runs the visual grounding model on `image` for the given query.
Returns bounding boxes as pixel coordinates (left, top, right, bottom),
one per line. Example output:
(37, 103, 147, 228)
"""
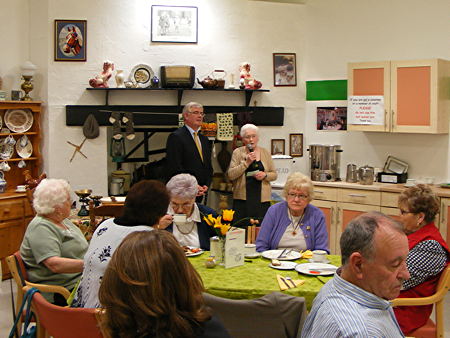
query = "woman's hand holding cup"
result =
(157, 214, 173, 229)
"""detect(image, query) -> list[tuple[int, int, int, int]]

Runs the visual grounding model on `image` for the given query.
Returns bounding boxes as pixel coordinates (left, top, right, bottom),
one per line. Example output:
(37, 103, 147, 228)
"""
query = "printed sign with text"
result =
(348, 96, 384, 125)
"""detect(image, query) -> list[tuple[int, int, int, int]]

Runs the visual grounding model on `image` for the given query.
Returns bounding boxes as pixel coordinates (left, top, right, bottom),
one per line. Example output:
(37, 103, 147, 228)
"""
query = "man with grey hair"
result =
(302, 212, 410, 337)
(165, 102, 212, 202)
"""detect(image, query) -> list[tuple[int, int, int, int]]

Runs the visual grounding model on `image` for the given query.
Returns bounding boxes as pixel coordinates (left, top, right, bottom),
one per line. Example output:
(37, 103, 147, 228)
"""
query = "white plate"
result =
(308, 258, 330, 264)
(0, 138, 14, 160)
(16, 135, 33, 158)
(4, 109, 33, 133)
(262, 249, 302, 261)
(244, 253, 261, 259)
(269, 261, 297, 270)
(295, 263, 337, 276)
(129, 64, 154, 88)
(185, 248, 204, 257)
(100, 196, 126, 204)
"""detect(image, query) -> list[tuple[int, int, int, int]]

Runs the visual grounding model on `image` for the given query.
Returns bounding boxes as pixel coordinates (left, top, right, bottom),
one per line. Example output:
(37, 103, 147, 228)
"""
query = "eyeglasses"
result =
(399, 209, 413, 215)
(189, 110, 205, 117)
(243, 134, 257, 139)
(170, 201, 194, 209)
(287, 193, 309, 200)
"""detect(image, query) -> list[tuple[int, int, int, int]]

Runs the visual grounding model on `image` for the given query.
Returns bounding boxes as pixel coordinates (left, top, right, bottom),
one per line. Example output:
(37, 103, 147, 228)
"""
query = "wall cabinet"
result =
(348, 58, 450, 134)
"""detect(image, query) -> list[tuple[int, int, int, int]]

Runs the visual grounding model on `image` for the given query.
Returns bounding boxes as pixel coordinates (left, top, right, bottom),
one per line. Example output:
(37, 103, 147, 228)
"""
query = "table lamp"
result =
(21, 61, 37, 101)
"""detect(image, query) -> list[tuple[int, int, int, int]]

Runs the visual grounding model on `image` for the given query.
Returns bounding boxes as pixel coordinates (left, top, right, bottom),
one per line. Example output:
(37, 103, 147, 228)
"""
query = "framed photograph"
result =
(317, 107, 347, 130)
(151, 5, 198, 43)
(54, 20, 87, 61)
(273, 53, 297, 86)
(289, 133, 303, 157)
(271, 139, 285, 155)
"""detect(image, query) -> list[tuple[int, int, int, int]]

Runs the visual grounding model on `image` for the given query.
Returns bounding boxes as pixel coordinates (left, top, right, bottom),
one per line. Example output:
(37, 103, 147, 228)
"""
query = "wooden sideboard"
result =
(0, 192, 33, 279)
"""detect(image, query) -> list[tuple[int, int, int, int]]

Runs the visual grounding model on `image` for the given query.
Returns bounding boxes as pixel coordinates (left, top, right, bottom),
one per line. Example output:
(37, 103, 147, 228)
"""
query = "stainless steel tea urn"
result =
(308, 144, 343, 182)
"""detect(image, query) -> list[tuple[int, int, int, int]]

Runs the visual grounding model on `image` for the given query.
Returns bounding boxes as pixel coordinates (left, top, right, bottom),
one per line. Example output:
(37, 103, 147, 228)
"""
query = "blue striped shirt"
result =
(302, 274, 404, 338)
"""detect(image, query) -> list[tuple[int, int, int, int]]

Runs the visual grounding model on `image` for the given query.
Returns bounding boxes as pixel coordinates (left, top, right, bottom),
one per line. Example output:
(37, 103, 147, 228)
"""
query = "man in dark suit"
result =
(165, 102, 213, 201)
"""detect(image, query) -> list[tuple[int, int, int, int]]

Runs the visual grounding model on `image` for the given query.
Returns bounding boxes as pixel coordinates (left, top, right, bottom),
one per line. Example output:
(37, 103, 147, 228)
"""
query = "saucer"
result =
(15, 189, 26, 193)
(244, 253, 261, 259)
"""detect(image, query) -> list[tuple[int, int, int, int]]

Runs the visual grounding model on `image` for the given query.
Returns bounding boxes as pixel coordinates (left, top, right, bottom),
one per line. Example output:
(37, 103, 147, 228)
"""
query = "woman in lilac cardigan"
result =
(256, 172, 329, 253)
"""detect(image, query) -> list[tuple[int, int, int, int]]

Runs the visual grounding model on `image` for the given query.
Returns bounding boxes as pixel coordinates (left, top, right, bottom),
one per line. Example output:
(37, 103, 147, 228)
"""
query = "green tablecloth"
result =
(189, 254, 341, 310)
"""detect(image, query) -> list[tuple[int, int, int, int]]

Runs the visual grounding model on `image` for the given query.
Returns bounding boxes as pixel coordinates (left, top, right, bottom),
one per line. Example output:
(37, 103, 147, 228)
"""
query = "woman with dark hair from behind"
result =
(99, 230, 230, 338)
(72, 180, 170, 308)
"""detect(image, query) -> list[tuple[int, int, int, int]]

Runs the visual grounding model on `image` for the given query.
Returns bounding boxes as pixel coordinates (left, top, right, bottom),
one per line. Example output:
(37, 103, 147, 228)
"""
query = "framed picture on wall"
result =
(271, 139, 285, 155)
(273, 53, 297, 86)
(317, 107, 347, 130)
(289, 133, 303, 157)
(54, 20, 87, 61)
(151, 5, 198, 43)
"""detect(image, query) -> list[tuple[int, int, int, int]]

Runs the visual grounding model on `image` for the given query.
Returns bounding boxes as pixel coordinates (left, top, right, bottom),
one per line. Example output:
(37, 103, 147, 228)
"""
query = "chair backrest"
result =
(6, 252, 29, 315)
(392, 265, 450, 338)
(204, 292, 306, 338)
(89, 200, 124, 229)
(29, 287, 103, 338)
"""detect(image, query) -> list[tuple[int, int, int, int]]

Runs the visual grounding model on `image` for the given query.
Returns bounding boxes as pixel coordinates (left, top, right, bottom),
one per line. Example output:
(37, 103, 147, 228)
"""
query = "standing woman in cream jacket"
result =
(227, 124, 277, 221)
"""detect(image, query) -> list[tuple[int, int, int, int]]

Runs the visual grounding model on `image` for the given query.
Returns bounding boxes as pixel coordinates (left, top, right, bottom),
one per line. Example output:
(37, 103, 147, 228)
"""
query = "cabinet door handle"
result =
(314, 190, 324, 193)
(349, 194, 366, 198)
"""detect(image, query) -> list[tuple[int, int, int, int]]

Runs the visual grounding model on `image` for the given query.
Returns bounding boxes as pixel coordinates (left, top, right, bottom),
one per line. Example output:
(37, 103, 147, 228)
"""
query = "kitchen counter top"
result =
(312, 181, 450, 198)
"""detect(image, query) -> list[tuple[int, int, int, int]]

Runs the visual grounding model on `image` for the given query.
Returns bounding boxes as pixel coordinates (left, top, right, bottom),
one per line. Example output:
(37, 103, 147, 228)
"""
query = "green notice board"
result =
(306, 80, 347, 101)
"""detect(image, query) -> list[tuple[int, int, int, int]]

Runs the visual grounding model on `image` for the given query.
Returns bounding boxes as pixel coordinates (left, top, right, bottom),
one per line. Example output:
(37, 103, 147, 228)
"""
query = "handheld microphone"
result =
(247, 144, 254, 152)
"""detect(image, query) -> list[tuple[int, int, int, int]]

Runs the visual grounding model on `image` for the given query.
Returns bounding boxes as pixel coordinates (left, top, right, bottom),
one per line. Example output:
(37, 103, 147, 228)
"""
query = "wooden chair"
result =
(88, 200, 124, 230)
(391, 265, 450, 338)
(6, 252, 70, 337)
(24, 286, 104, 338)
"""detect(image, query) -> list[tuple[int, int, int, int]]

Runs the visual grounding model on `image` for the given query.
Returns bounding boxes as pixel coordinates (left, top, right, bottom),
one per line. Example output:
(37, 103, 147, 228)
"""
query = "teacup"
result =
(0, 161, 10, 171)
(18, 160, 26, 168)
(244, 243, 256, 256)
(16, 185, 26, 192)
(311, 250, 327, 262)
(173, 214, 187, 223)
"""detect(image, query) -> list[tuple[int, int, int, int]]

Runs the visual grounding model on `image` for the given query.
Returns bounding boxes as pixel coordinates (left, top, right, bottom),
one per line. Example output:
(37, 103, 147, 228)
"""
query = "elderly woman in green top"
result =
(20, 178, 88, 305)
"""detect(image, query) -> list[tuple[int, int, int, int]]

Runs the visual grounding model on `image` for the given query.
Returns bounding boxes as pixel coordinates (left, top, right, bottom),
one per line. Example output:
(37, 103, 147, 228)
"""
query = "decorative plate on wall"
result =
(4, 109, 34, 133)
(129, 64, 154, 88)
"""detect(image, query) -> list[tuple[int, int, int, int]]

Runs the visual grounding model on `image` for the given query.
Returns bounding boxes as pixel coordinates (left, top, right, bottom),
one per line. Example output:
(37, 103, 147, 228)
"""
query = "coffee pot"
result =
(346, 164, 358, 183)
(358, 165, 375, 185)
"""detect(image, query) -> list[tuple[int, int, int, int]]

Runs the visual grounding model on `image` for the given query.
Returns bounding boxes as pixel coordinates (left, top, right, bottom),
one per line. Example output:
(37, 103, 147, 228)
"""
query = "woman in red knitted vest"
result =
(394, 184, 449, 335)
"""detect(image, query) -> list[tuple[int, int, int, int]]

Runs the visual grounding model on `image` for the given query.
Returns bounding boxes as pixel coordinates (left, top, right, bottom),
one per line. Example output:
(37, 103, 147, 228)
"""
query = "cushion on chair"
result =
(203, 292, 306, 338)
(407, 318, 436, 338)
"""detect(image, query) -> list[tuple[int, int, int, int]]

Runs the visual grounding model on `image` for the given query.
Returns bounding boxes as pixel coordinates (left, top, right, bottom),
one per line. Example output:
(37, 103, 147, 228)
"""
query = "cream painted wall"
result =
(1, 0, 449, 196)
(303, 0, 450, 182)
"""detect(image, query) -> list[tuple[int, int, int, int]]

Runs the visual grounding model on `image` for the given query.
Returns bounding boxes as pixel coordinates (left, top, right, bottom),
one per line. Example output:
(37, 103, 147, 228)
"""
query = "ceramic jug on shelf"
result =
(0, 172, 6, 193)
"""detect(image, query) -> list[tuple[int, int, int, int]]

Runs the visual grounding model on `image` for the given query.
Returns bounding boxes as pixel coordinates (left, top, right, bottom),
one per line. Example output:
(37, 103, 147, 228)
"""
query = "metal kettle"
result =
(346, 164, 358, 183)
(358, 165, 375, 185)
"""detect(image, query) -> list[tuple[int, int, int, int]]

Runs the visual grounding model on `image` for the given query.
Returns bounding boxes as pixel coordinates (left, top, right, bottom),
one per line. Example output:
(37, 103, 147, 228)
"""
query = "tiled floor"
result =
(1, 278, 449, 337)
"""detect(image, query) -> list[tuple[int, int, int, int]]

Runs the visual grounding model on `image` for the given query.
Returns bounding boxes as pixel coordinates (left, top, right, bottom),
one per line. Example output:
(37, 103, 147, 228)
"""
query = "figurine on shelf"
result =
(89, 61, 115, 88)
(23, 170, 47, 189)
(239, 62, 262, 90)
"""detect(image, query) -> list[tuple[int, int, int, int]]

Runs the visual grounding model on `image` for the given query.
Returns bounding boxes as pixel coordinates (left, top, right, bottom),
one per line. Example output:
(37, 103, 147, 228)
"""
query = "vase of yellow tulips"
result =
(204, 209, 235, 264)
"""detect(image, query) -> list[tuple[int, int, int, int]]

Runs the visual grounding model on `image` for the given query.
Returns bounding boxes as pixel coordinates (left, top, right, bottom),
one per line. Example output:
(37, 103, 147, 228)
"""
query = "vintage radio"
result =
(160, 66, 195, 88)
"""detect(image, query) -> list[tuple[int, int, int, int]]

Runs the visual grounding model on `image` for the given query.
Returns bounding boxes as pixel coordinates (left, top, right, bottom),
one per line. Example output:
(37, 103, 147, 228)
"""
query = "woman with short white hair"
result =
(256, 172, 329, 252)
(20, 178, 88, 305)
(159, 173, 217, 250)
(227, 123, 277, 221)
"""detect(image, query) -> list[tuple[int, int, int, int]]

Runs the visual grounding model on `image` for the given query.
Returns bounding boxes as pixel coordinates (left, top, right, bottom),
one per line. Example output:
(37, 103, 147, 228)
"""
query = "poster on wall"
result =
(54, 20, 87, 61)
(348, 96, 384, 125)
(317, 107, 347, 130)
(151, 5, 198, 43)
